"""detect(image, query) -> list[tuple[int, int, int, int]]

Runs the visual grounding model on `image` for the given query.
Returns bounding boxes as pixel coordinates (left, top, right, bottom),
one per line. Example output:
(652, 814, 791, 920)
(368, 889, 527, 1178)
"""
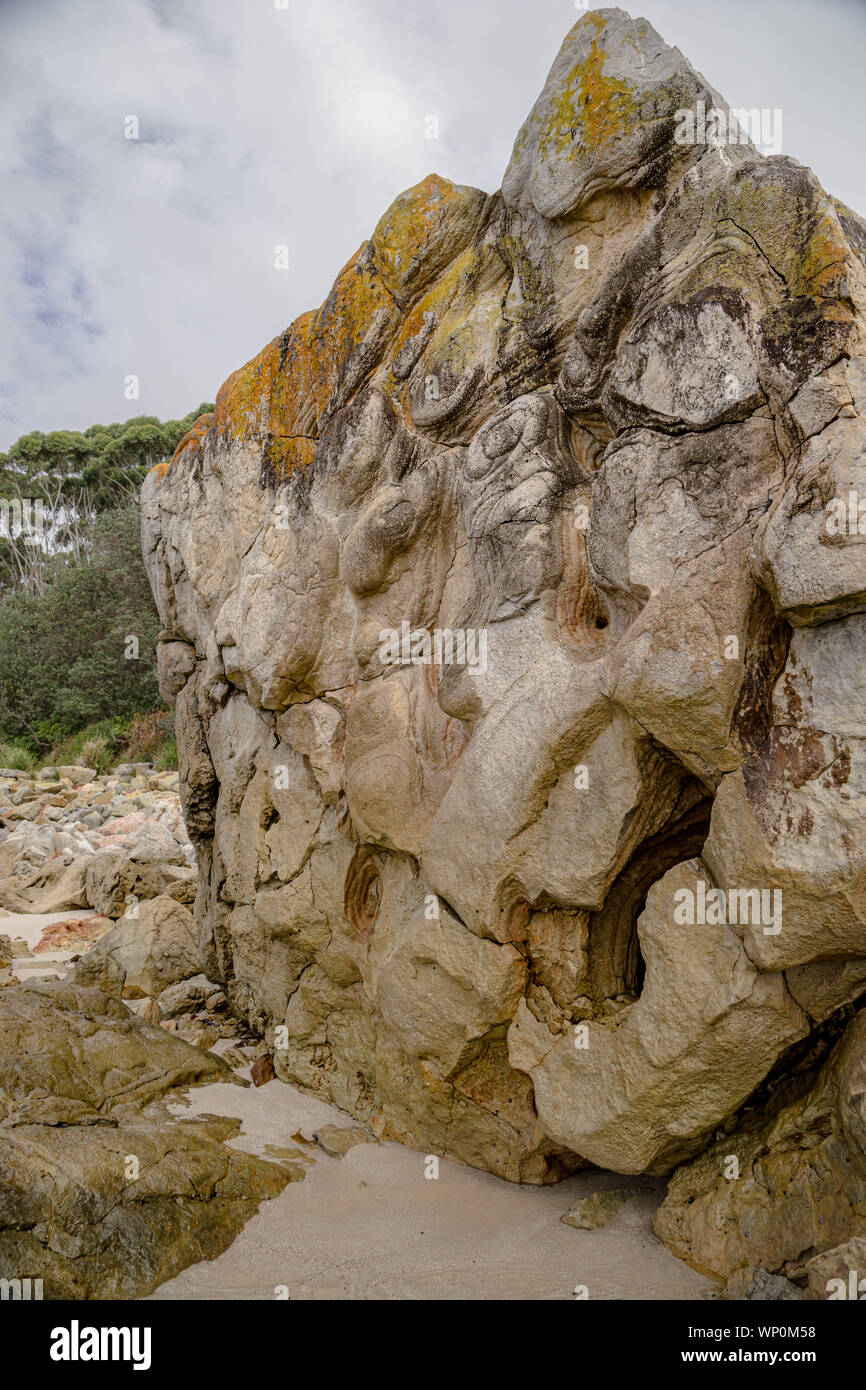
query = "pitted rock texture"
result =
(142, 7, 866, 1202)
(654, 1008, 866, 1291)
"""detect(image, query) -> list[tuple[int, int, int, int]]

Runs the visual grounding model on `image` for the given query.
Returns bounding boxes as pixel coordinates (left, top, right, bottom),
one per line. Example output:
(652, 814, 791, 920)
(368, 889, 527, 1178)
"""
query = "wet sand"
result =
(151, 1073, 713, 1302)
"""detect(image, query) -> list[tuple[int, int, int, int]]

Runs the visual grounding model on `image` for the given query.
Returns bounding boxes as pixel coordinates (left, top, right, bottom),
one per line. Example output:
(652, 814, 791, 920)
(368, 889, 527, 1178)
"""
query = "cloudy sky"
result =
(1, 0, 864, 451)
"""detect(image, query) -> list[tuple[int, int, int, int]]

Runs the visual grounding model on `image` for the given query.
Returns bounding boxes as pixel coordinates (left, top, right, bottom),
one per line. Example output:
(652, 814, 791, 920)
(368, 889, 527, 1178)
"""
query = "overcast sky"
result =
(1, 0, 864, 451)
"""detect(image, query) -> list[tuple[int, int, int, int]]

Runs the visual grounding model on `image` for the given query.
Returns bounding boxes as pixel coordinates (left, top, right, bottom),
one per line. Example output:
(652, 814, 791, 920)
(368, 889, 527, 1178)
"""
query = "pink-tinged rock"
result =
(33, 915, 114, 954)
(96, 811, 148, 840)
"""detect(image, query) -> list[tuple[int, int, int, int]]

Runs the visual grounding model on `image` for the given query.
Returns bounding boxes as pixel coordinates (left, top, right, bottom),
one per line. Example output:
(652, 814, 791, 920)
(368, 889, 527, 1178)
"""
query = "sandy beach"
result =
(2, 907, 712, 1301)
(151, 1074, 713, 1302)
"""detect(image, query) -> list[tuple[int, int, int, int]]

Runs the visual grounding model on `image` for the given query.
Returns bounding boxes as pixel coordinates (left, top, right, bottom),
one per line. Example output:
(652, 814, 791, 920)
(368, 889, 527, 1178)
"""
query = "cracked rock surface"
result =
(141, 7, 866, 1279)
(0, 979, 298, 1298)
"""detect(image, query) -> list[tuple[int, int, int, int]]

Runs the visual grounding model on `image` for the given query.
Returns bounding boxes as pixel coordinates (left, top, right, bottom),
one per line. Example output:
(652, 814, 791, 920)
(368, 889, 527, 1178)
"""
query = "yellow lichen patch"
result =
(792, 210, 853, 300)
(385, 240, 508, 428)
(148, 412, 213, 484)
(309, 242, 396, 417)
(203, 180, 487, 464)
(387, 242, 476, 368)
(209, 310, 320, 454)
(726, 175, 851, 298)
(539, 11, 638, 162)
(263, 436, 317, 482)
(213, 339, 285, 442)
(208, 244, 393, 460)
(268, 312, 320, 437)
(425, 246, 508, 355)
(372, 173, 487, 305)
(174, 411, 213, 460)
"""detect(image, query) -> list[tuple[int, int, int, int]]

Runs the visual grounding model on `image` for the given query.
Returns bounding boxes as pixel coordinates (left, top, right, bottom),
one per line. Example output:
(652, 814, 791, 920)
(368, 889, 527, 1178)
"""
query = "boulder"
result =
(654, 1010, 866, 1289)
(72, 895, 202, 998)
(139, 1, 866, 1236)
(0, 853, 90, 913)
(84, 839, 193, 918)
(0, 979, 299, 1298)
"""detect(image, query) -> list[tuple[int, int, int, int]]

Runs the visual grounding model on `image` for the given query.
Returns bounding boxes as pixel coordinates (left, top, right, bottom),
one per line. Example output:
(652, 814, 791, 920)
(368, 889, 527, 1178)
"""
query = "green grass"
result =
(155, 736, 178, 771)
(0, 739, 37, 772)
(48, 719, 124, 772)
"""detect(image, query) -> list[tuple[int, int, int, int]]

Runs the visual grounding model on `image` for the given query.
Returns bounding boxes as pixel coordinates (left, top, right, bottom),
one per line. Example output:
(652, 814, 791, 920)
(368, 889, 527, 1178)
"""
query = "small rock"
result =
(156, 973, 213, 1019)
(313, 1124, 377, 1158)
(560, 1188, 637, 1230)
(250, 1054, 276, 1086)
(748, 1270, 806, 1301)
(125, 996, 162, 1025)
(806, 1238, 866, 1300)
(221, 1046, 251, 1070)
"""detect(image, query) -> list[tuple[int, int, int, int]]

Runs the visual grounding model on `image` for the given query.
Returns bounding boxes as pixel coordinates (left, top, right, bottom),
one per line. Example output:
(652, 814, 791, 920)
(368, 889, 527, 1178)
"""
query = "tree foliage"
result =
(0, 505, 163, 750)
(0, 403, 213, 750)
(0, 404, 212, 595)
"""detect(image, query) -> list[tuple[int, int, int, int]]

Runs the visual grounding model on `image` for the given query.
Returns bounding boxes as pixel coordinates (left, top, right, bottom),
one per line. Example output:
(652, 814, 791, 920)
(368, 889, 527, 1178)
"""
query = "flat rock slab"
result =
(313, 1124, 377, 1158)
(561, 1188, 639, 1230)
(0, 980, 298, 1298)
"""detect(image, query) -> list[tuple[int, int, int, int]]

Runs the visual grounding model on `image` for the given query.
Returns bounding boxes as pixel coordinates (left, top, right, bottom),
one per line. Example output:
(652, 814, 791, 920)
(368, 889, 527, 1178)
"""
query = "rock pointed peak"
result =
(503, 6, 752, 219)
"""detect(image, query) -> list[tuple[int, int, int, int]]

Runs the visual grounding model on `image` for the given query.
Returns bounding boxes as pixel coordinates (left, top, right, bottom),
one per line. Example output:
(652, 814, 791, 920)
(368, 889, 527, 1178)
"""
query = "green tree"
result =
(0, 403, 212, 595)
(0, 504, 163, 749)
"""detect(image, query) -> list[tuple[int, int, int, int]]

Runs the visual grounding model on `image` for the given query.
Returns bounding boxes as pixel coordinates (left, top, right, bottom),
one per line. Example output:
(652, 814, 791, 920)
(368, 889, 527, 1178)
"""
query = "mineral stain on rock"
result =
(3, 5, 866, 1299)
(137, 5, 866, 1292)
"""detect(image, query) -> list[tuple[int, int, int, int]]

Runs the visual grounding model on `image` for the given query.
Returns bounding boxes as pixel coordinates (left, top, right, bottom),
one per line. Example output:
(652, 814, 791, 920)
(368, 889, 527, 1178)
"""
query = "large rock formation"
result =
(142, 0, 866, 1271)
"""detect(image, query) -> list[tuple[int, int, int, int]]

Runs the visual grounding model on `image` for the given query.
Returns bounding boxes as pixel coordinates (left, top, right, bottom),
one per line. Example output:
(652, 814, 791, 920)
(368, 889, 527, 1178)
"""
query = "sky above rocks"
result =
(0, 0, 863, 450)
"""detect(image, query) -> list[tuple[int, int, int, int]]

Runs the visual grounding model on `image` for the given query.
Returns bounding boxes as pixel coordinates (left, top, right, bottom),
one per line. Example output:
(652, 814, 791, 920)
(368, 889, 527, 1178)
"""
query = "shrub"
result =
(0, 739, 36, 771)
(123, 709, 174, 763)
(48, 718, 125, 769)
(79, 734, 113, 774)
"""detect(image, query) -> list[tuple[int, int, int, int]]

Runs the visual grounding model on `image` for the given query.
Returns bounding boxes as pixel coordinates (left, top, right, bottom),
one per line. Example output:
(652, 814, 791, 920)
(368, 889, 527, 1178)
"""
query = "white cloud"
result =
(0, 0, 863, 449)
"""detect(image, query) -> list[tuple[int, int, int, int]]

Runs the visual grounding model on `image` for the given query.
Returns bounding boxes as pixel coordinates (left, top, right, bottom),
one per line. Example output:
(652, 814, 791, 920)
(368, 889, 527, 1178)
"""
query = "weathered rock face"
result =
(0, 979, 298, 1298)
(654, 1008, 866, 1292)
(142, 4, 866, 1205)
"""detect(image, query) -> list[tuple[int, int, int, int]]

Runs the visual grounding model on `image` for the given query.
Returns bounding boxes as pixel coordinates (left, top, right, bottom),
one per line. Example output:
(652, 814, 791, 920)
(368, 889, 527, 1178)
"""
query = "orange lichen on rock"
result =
(372, 173, 488, 307)
(210, 245, 393, 456)
(206, 174, 490, 465)
(540, 11, 638, 161)
(308, 242, 397, 415)
(150, 411, 215, 485)
(262, 435, 317, 481)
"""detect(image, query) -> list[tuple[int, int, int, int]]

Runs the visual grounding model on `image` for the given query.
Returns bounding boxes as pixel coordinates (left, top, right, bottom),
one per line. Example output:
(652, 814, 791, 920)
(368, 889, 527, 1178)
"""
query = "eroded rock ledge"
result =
(142, 7, 866, 1283)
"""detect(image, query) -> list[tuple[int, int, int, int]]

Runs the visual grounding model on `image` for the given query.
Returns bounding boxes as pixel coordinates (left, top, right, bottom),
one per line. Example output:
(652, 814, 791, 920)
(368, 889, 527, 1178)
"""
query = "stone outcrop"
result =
(654, 1008, 866, 1293)
(0, 979, 298, 1298)
(0, 765, 194, 916)
(141, 2, 866, 1275)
